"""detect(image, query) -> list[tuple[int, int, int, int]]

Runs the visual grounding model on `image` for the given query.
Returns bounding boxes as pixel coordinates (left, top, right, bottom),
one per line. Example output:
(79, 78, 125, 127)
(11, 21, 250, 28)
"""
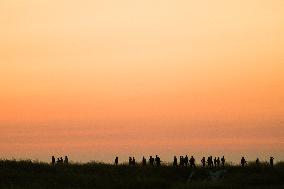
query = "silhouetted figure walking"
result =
(207, 156, 213, 168)
(270, 157, 274, 167)
(129, 157, 132, 166)
(56, 158, 61, 165)
(189, 156, 196, 168)
(149, 156, 154, 166)
(214, 157, 217, 167)
(207, 157, 210, 167)
(64, 156, 69, 165)
(142, 156, 147, 166)
(241, 157, 246, 167)
(201, 157, 206, 167)
(155, 155, 161, 167)
(115, 157, 118, 165)
(221, 156, 225, 167)
(184, 155, 189, 167)
(180, 156, 184, 166)
(173, 156, 178, 166)
(132, 157, 136, 166)
(217, 157, 220, 167)
(51, 156, 55, 166)
(60, 157, 64, 164)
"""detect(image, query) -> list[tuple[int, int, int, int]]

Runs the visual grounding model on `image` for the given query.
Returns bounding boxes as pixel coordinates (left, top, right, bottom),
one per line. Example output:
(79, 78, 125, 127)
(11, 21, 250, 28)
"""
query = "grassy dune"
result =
(0, 160, 283, 189)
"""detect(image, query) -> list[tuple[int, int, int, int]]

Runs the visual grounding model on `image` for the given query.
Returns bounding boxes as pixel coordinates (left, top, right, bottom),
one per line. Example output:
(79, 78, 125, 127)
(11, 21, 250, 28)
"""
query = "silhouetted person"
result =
(207, 156, 213, 168)
(189, 156, 196, 168)
(57, 158, 61, 165)
(60, 157, 64, 164)
(221, 156, 225, 167)
(214, 157, 217, 167)
(129, 157, 132, 166)
(155, 155, 161, 167)
(149, 156, 154, 166)
(132, 157, 136, 166)
(201, 157, 206, 167)
(184, 155, 189, 167)
(210, 156, 214, 168)
(217, 157, 220, 167)
(115, 157, 118, 165)
(64, 156, 68, 164)
(256, 158, 260, 165)
(142, 156, 147, 166)
(241, 157, 246, 167)
(51, 156, 55, 166)
(207, 157, 210, 167)
(270, 157, 274, 167)
(173, 156, 178, 166)
(180, 156, 184, 166)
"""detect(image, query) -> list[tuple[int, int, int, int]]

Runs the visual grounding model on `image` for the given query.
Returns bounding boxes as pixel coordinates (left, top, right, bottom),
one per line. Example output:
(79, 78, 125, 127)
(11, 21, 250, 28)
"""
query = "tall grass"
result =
(0, 160, 283, 189)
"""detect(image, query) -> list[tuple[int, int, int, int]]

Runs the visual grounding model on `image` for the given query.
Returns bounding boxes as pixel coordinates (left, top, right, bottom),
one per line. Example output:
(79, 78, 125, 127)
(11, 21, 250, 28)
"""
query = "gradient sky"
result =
(0, 0, 283, 163)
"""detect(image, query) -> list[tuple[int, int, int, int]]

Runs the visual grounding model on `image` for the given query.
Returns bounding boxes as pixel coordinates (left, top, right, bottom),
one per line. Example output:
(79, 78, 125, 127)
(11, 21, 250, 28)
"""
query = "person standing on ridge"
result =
(184, 155, 189, 167)
(115, 157, 118, 165)
(149, 156, 154, 166)
(216, 157, 220, 167)
(56, 158, 61, 165)
(207, 157, 211, 168)
(64, 156, 69, 165)
(201, 157, 206, 167)
(270, 157, 274, 167)
(51, 156, 55, 166)
(60, 157, 64, 165)
(155, 155, 161, 167)
(189, 156, 196, 168)
(142, 156, 147, 166)
(221, 156, 226, 167)
(129, 157, 132, 166)
(241, 157, 246, 167)
(180, 156, 184, 167)
(173, 156, 178, 166)
(214, 157, 217, 167)
(207, 156, 213, 168)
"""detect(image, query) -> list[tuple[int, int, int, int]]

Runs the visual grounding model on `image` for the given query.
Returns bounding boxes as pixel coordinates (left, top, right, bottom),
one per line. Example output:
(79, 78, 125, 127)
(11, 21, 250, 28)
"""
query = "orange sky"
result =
(0, 0, 283, 163)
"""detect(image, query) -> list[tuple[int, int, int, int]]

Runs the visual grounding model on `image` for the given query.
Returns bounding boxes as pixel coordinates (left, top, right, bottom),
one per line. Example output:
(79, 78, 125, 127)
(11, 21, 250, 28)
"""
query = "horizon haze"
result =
(0, 0, 284, 163)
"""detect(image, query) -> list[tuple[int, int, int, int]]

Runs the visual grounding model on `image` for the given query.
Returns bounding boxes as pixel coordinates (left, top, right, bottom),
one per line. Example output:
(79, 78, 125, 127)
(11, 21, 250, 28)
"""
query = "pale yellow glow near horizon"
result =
(0, 0, 283, 163)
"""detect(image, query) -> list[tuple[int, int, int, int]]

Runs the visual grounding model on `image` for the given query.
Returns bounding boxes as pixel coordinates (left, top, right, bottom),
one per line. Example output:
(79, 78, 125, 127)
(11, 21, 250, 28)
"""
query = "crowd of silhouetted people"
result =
(198, 156, 226, 168)
(51, 155, 275, 167)
(171, 155, 196, 168)
(122, 155, 162, 167)
(51, 156, 69, 166)
(113, 156, 276, 168)
(134, 156, 274, 168)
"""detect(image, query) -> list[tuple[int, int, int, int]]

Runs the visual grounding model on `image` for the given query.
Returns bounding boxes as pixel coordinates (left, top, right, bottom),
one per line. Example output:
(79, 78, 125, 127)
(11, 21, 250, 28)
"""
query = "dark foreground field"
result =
(0, 160, 283, 189)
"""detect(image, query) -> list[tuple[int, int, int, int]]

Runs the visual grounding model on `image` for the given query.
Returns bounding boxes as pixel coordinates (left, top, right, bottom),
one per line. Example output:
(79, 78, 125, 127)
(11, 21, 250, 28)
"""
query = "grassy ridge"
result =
(0, 160, 283, 189)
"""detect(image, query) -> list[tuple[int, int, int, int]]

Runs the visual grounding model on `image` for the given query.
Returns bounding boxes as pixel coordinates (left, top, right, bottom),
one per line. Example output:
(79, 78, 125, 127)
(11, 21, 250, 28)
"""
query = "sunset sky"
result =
(0, 0, 283, 163)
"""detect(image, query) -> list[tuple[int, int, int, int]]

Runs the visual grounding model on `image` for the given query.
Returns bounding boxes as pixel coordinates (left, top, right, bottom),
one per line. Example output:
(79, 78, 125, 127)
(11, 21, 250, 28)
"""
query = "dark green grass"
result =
(0, 160, 283, 189)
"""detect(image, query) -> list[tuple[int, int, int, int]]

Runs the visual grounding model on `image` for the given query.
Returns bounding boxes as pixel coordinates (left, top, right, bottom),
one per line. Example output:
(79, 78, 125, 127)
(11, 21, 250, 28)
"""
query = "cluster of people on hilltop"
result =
(124, 155, 162, 167)
(173, 155, 196, 167)
(52, 155, 275, 167)
(200, 156, 226, 168)
(149, 155, 161, 166)
(51, 156, 69, 166)
(128, 157, 136, 166)
(115, 156, 276, 168)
